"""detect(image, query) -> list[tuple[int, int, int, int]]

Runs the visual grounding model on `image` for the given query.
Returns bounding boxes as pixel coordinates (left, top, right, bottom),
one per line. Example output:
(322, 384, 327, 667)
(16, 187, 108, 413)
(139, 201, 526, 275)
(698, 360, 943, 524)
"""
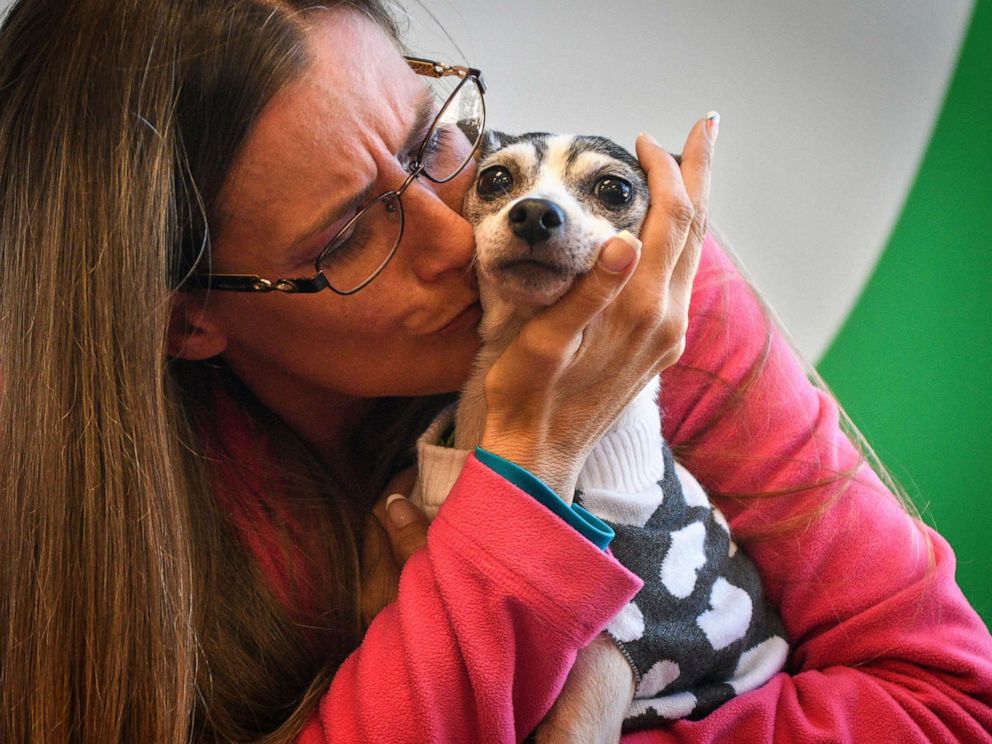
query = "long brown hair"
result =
(0, 1, 439, 742)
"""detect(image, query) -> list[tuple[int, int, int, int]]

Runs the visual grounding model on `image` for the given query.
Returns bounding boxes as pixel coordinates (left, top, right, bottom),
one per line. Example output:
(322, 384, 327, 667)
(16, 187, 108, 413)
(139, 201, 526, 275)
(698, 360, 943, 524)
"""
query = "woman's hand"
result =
(480, 118, 717, 498)
(531, 634, 636, 744)
(359, 466, 429, 626)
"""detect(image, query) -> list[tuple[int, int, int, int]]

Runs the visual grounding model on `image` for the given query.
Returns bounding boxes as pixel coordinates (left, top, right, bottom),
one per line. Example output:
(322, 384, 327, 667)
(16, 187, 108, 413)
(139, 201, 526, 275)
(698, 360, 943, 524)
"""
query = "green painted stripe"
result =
(819, 0, 992, 625)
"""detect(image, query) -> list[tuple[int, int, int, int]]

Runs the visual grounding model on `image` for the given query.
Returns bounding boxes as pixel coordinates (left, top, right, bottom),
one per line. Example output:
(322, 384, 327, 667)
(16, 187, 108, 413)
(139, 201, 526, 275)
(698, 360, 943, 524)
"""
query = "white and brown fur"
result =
(454, 131, 652, 451)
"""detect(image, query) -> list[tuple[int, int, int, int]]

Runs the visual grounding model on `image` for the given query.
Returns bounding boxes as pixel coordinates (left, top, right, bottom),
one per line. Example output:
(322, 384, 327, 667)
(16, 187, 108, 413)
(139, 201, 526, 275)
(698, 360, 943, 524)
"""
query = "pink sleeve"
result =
(297, 455, 643, 744)
(625, 235, 992, 742)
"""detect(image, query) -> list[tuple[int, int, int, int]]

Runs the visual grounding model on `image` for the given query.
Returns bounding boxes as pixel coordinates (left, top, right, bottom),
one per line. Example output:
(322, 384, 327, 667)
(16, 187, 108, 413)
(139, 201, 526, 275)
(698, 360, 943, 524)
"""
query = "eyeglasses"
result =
(188, 57, 487, 296)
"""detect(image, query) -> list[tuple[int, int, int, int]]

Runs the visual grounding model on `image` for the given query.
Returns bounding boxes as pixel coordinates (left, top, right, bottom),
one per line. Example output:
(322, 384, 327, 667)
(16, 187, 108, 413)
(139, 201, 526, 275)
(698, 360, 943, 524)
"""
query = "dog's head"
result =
(464, 131, 648, 307)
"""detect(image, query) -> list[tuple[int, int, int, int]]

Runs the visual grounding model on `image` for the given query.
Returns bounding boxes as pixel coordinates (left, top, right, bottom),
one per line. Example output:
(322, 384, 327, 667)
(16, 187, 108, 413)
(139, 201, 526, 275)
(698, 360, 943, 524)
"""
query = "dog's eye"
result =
(476, 166, 514, 198)
(594, 176, 633, 207)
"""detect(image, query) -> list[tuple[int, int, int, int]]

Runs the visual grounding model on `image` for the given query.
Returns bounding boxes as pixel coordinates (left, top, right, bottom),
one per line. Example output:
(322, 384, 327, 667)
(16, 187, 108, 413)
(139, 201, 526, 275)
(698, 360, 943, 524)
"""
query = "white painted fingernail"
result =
(386, 493, 416, 528)
(705, 111, 720, 141)
(615, 230, 642, 252)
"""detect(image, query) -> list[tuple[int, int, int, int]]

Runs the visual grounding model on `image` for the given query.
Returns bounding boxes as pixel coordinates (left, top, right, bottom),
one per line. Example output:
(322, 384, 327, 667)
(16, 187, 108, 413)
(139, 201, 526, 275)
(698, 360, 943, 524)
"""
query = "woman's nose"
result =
(402, 168, 477, 282)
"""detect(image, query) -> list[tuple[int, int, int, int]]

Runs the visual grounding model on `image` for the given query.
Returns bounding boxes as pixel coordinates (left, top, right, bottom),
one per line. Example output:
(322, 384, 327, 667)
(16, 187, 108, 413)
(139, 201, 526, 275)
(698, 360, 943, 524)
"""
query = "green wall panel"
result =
(819, 0, 992, 625)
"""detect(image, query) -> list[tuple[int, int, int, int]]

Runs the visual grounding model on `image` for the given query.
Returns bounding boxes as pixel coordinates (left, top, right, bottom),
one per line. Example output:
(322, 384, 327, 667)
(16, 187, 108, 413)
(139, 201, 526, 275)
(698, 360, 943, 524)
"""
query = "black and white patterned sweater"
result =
(412, 379, 788, 730)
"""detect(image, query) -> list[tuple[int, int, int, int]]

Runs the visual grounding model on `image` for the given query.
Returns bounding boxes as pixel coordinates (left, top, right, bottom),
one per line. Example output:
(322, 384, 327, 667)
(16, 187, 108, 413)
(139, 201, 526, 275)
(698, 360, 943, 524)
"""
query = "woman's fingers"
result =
(369, 466, 428, 568)
(382, 494, 430, 566)
(360, 468, 425, 625)
(633, 116, 716, 291)
(672, 112, 718, 289)
(633, 131, 695, 281)
(625, 116, 716, 340)
(678, 113, 717, 232)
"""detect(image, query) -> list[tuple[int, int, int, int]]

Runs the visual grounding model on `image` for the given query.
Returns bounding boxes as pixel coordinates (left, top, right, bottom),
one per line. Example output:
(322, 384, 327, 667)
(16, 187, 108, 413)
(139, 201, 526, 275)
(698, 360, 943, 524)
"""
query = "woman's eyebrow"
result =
(289, 183, 374, 252)
(290, 89, 437, 251)
(400, 87, 438, 158)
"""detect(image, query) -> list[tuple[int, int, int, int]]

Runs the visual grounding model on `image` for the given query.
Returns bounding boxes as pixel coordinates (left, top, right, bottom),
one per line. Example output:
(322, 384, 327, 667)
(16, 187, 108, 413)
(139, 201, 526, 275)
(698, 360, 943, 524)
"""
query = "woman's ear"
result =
(167, 291, 228, 360)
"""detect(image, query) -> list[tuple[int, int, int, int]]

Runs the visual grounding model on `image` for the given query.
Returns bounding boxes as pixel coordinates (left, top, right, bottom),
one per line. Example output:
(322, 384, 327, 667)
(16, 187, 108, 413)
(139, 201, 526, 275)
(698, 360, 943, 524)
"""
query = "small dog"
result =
(454, 131, 651, 451)
(414, 131, 787, 729)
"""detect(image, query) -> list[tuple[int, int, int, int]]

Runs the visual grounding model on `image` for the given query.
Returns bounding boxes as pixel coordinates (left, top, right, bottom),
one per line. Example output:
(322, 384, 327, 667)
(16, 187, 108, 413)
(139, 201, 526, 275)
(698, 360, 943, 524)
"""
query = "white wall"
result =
(1, 0, 974, 358)
(404, 0, 974, 359)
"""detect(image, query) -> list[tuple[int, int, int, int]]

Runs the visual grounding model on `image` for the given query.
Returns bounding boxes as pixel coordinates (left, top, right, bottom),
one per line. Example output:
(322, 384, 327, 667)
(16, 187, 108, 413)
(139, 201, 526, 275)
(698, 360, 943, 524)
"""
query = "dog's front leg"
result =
(530, 633, 635, 744)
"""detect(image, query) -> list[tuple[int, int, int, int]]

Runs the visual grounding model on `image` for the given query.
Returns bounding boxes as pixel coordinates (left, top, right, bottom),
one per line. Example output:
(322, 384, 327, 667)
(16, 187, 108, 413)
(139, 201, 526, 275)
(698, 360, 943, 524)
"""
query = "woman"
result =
(1, 1, 989, 742)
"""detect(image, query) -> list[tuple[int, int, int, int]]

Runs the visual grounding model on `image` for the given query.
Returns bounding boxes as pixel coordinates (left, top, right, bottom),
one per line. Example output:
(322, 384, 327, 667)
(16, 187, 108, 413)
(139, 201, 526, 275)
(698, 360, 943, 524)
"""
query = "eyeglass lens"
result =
(317, 75, 485, 293)
(420, 75, 485, 183)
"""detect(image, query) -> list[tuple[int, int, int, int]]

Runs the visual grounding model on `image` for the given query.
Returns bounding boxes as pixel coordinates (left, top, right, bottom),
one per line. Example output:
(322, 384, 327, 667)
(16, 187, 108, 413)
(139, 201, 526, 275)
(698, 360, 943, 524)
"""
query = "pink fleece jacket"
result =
(273, 234, 992, 742)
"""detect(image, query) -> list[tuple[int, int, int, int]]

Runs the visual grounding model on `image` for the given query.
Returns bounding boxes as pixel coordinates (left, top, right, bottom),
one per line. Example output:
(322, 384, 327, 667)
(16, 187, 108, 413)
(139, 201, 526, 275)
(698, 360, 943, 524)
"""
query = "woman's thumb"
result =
(383, 493, 430, 566)
(598, 230, 642, 274)
(540, 231, 642, 337)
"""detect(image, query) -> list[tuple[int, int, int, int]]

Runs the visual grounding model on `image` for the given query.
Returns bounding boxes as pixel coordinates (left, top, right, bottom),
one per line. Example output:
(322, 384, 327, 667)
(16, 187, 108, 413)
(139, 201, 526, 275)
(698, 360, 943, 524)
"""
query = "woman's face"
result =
(194, 9, 482, 418)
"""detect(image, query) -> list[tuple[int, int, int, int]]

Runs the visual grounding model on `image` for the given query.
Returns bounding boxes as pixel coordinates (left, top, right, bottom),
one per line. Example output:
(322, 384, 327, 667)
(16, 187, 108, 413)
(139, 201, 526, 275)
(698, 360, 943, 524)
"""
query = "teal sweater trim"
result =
(474, 447, 614, 551)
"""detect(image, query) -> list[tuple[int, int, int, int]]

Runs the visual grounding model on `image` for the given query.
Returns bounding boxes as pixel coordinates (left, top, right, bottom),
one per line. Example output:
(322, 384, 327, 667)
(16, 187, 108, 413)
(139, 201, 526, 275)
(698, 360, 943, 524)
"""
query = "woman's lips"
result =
(432, 301, 482, 336)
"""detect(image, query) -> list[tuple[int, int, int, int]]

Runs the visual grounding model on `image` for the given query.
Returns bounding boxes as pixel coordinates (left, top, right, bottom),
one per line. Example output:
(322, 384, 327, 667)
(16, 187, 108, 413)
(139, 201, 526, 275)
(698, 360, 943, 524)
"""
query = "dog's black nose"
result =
(508, 198, 565, 245)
